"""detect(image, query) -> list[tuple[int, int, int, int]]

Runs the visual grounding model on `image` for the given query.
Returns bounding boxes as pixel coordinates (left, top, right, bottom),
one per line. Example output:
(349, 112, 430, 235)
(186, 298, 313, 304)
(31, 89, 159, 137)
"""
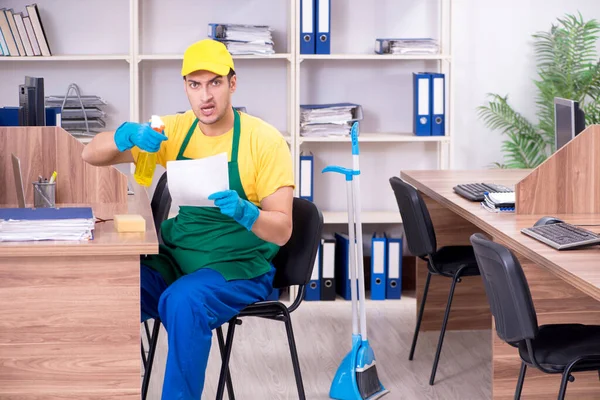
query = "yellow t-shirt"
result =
(131, 110, 295, 205)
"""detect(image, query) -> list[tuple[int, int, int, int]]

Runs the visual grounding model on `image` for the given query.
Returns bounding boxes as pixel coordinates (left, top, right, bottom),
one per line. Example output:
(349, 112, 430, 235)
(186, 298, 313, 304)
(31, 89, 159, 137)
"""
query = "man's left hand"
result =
(208, 190, 259, 231)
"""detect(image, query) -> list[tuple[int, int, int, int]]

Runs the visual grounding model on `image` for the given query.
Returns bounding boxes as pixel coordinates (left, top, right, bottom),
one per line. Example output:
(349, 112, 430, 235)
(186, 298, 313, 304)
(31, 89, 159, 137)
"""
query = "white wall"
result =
(452, 0, 600, 169)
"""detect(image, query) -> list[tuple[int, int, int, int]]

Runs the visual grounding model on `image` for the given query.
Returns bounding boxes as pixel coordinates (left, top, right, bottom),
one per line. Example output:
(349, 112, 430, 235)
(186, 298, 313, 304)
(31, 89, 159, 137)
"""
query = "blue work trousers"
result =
(141, 264, 275, 400)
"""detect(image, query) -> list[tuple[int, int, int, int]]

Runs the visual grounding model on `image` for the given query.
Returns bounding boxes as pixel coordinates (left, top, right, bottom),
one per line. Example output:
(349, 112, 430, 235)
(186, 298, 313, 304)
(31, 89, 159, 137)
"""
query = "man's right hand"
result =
(114, 122, 168, 152)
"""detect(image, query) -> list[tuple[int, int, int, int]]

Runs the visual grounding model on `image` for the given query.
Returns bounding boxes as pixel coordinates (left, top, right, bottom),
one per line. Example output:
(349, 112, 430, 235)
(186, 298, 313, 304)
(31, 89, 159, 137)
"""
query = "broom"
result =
(350, 122, 387, 399)
(326, 122, 389, 400)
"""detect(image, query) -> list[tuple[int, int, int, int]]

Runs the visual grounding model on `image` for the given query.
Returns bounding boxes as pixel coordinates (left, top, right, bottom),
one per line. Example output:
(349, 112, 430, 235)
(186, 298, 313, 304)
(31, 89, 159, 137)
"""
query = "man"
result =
(82, 39, 295, 399)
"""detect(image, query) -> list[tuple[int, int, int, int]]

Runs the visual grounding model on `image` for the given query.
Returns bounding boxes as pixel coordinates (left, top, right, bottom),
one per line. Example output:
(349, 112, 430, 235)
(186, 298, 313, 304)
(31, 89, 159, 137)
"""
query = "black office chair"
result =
(141, 171, 170, 399)
(214, 196, 323, 400)
(389, 176, 481, 385)
(141, 172, 324, 400)
(469, 233, 600, 400)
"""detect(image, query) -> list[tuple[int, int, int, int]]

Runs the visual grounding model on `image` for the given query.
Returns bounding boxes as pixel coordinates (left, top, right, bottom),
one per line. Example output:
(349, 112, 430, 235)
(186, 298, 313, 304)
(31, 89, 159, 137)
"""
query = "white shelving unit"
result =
(0, 0, 452, 223)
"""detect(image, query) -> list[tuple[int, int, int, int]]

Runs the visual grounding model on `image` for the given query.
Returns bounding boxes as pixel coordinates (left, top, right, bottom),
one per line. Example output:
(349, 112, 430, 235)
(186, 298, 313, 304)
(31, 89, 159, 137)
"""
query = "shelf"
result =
(0, 55, 130, 61)
(299, 54, 450, 61)
(139, 53, 292, 61)
(299, 133, 450, 143)
(323, 211, 402, 224)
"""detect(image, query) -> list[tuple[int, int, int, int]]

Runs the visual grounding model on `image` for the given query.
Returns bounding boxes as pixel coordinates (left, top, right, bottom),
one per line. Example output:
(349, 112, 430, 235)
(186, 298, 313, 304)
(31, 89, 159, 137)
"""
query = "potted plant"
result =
(477, 12, 600, 169)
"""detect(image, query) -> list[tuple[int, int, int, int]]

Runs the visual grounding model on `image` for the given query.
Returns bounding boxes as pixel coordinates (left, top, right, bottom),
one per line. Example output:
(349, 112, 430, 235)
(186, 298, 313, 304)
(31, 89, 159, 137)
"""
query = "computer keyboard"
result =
(521, 223, 600, 250)
(453, 183, 513, 201)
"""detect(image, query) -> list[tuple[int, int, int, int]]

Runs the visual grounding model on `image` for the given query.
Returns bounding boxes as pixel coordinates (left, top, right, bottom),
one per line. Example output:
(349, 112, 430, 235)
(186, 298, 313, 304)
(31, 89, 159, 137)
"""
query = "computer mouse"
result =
(534, 216, 564, 227)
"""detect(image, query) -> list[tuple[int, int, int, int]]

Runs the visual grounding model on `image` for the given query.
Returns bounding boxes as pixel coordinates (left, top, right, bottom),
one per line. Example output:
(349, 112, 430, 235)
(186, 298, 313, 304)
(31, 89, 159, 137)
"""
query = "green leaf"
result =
(479, 11, 600, 168)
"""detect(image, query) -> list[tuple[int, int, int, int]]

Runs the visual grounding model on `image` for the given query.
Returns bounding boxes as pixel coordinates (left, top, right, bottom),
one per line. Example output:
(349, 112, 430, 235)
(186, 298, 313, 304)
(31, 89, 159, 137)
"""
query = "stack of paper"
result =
(0, 207, 95, 242)
(209, 24, 275, 55)
(300, 103, 361, 137)
(376, 38, 439, 55)
(481, 192, 515, 213)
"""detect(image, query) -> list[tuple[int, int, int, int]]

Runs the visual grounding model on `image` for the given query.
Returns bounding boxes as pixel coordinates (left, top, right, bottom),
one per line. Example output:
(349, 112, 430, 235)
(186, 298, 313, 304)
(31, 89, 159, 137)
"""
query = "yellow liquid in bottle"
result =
(134, 151, 157, 187)
(133, 115, 164, 187)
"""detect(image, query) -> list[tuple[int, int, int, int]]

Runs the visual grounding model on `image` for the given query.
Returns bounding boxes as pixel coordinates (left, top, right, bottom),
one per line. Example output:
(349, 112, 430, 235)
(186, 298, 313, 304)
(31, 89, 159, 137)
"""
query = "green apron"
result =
(142, 110, 280, 285)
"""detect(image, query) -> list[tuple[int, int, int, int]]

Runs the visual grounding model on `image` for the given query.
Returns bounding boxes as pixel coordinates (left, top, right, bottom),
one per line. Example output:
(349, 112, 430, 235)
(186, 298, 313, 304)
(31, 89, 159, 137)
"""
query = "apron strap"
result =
(231, 109, 241, 163)
(176, 109, 240, 161)
(176, 118, 199, 160)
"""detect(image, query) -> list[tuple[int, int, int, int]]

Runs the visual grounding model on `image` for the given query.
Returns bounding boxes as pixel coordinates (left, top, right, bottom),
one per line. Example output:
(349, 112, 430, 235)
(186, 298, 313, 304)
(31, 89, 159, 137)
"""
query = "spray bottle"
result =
(134, 115, 164, 187)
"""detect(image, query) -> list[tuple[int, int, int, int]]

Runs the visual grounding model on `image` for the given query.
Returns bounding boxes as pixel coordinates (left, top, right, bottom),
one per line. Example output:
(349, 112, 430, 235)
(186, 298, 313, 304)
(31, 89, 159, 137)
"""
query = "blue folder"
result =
(299, 152, 314, 202)
(430, 73, 445, 136)
(315, 0, 330, 54)
(386, 236, 403, 299)
(370, 233, 387, 300)
(0, 207, 94, 221)
(413, 72, 432, 136)
(300, 0, 316, 54)
(334, 232, 352, 300)
(305, 239, 321, 301)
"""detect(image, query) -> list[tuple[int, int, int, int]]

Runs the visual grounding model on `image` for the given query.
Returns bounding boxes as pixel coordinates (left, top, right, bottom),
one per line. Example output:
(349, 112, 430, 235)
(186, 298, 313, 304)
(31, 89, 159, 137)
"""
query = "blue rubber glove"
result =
(208, 190, 260, 231)
(114, 122, 168, 152)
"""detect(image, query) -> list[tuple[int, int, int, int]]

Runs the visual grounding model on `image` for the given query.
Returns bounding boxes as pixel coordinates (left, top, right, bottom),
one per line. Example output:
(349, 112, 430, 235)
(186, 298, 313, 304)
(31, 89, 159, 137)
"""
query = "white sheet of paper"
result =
(166, 152, 229, 208)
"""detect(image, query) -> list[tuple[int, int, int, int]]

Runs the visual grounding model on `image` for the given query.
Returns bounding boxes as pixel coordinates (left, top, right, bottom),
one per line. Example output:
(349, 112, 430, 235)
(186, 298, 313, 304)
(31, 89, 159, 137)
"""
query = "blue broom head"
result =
(329, 335, 362, 400)
(356, 340, 387, 399)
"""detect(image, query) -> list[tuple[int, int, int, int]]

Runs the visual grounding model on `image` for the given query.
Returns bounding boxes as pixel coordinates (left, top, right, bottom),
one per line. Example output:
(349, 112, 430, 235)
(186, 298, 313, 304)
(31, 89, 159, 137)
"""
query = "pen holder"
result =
(33, 182, 56, 208)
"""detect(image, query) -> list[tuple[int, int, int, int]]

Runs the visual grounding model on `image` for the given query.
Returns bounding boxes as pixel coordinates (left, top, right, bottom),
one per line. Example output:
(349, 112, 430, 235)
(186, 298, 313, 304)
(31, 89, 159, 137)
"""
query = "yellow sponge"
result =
(114, 214, 146, 233)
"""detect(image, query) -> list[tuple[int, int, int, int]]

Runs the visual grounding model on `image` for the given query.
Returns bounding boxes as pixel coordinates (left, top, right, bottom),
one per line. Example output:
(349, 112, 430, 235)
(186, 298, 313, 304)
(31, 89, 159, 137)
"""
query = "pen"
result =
(49, 171, 57, 184)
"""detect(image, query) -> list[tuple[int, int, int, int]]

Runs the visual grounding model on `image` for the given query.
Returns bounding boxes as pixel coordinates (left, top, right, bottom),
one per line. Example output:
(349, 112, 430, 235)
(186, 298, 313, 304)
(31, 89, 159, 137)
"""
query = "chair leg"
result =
(429, 274, 459, 385)
(514, 362, 527, 400)
(142, 319, 161, 400)
(557, 371, 571, 400)
(216, 319, 238, 400)
(217, 326, 236, 400)
(282, 308, 306, 400)
(409, 271, 432, 361)
(141, 341, 147, 367)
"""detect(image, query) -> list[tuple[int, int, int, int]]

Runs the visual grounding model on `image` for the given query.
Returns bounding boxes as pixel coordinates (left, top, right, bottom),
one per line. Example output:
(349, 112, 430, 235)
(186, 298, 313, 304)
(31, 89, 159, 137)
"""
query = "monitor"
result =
(554, 97, 586, 152)
(19, 76, 45, 126)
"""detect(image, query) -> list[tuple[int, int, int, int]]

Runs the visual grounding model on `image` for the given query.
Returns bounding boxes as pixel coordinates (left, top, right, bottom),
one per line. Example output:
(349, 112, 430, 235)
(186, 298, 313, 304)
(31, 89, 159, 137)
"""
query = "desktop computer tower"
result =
(19, 76, 45, 126)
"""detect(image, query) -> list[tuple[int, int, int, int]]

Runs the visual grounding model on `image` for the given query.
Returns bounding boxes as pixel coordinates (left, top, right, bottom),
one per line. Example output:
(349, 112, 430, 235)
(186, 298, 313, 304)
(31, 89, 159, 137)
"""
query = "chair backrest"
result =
(469, 233, 539, 344)
(150, 172, 172, 243)
(389, 176, 437, 257)
(272, 197, 323, 290)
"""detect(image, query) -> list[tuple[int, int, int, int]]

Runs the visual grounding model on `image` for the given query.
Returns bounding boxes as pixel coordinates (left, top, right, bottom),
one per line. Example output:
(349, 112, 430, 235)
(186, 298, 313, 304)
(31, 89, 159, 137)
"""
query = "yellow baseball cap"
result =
(181, 39, 235, 77)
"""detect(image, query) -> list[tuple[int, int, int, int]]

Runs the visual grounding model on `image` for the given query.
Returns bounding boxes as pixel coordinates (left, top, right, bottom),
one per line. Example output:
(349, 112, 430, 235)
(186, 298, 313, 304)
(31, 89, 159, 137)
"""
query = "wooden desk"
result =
(400, 169, 600, 399)
(0, 184, 158, 399)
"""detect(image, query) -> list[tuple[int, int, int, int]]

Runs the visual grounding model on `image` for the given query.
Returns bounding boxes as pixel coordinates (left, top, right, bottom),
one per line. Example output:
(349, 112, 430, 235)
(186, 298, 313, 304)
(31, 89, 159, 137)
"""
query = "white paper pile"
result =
(300, 104, 358, 137)
(388, 39, 439, 55)
(0, 217, 95, 242)
(481, 192, 515, 213)
(211, 24, 275, 55)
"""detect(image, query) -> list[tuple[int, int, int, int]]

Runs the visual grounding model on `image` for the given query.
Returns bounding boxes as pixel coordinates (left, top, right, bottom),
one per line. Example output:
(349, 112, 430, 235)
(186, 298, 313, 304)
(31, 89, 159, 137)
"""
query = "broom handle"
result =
(346, 178, 359, 336)
(353, 159, 367, 341)
(350, 122, 368, 341)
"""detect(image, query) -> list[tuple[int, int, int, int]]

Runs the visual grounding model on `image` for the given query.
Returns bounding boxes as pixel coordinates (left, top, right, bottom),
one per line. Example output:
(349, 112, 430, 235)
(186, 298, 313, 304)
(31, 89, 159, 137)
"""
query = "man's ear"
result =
(229, 75, 237, 93)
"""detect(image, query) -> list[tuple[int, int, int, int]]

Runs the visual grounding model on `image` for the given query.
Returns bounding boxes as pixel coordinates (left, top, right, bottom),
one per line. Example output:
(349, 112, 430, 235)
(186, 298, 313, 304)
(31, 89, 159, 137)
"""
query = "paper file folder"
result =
(431, 73, 445, 136)
(334, 233, 352, 300)
(299, 152, 314, 202)
(386, 237, 402, 299)
(370, 233, 387, 300)
(300, 0, 316, 54)
(413, 72, 432, 136)
(321, 238, 336, 300)
(315, 0, 330, 54)
(305, 239, 321, 301)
